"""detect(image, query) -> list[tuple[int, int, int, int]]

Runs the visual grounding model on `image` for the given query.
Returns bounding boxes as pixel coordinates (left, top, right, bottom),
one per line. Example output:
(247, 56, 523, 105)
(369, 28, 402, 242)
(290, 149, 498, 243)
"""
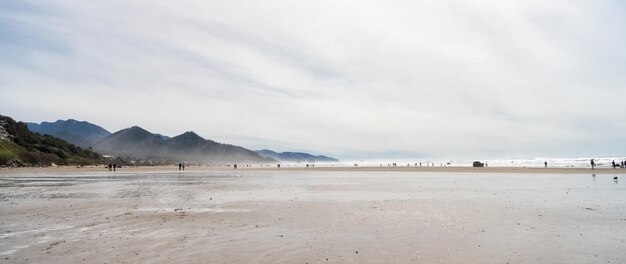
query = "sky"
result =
(1, 0, 625, 160)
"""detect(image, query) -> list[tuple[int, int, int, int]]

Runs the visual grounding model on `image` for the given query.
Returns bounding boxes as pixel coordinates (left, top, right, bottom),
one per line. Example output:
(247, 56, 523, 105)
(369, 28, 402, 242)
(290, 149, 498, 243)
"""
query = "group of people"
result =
(107, 163, 117, 171)
(590, 159, 626, 169)
(178, 163, 185, 171)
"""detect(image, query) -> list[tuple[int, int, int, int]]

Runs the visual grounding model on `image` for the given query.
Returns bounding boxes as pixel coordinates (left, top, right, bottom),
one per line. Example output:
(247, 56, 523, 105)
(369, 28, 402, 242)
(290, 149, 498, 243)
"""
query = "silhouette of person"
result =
(234, 164, 237, 169)
(277, 164, 280, 168)
(591, 159, 596, 169)
(108, 163, 112, 171)
(612, 160, 616, 169)
(182, 163, 185, 171)
(544, 161, 547, 168)
(113, 163, 116, 172)
(179, 163, 182, 171)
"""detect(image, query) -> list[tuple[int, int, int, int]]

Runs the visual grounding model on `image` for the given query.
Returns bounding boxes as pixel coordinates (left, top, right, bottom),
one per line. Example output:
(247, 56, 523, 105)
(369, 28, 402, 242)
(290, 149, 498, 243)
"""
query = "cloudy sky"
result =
(1, 0, 625, 160)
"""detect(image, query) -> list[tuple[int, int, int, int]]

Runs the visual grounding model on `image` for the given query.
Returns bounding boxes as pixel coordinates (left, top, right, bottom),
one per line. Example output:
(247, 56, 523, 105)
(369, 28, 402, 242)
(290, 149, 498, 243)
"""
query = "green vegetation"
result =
(0, 115, 108, 167)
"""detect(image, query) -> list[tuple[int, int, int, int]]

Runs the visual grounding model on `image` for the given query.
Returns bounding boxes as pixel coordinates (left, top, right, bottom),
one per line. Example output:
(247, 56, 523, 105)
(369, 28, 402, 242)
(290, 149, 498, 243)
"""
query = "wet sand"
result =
(1, 170, 625, 263)
(1, 165, 623, 175)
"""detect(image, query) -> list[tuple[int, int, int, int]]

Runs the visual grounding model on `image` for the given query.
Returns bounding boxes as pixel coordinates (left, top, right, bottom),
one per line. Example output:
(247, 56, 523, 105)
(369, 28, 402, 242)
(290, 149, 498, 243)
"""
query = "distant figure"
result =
(591, 159, 596, 169)
(108, 163, 112, 171)
(612, 160, 616, 169)
(544, 161, 547, 168)
(179, 163, 182, 171)
(113, 163, 116, 172)
(234, 164, 237, 169)
(182, 164, 185, 171)
(306, 164, 309, 168)
(277, 164, 280, 168)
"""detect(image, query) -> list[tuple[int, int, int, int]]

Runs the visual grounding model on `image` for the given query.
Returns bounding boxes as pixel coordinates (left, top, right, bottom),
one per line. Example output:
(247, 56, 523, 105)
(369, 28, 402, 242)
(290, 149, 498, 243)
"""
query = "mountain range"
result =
(25, 119, 338, 164)
(93, 126, 273, 164)
(1, 115, 106, 167)
(256, 149, 339, 163)
(27, 119, 110, 148)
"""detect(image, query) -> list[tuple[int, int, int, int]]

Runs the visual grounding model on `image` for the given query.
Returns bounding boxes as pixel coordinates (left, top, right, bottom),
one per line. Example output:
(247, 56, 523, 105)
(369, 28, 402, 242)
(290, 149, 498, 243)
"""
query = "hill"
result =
(256, 149, 339, 163)
(0, 115, 107, 167)
(94, 127, 275, 164)
(27, 119, 111, 148)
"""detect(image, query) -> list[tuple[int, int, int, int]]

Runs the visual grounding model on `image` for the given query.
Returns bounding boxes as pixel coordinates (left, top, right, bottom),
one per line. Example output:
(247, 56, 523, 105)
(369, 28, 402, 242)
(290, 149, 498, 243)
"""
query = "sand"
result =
(1, 165, 623, 174)
(1, 168, 625, 263)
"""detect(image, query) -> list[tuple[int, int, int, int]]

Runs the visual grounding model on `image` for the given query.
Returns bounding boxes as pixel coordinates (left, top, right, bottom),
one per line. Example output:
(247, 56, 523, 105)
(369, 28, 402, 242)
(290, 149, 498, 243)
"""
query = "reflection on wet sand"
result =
(1, 171, 625, 263)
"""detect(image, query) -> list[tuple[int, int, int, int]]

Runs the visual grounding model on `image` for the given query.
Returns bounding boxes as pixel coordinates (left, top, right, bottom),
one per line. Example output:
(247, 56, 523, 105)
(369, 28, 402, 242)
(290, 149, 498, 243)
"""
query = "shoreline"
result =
(1, 165, 624, 175)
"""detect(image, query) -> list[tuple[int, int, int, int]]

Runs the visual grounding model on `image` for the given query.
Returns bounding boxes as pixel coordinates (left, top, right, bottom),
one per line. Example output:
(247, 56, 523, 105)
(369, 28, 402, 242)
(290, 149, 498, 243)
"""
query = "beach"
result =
(1, 165, 624, 175)
(1, 168, 625, 263)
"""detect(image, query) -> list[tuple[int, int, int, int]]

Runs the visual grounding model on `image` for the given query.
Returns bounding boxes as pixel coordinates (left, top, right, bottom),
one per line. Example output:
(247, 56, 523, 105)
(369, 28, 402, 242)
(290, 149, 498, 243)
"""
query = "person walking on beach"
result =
(178, 163, 182, 171)
(612, 160, 617, 169)
(591, 159, 596, 169)
(108, 163, 112, 171)
(234, 164, 237, 169)
(544, 161, 547, 168)
(113, 163, 116, 172)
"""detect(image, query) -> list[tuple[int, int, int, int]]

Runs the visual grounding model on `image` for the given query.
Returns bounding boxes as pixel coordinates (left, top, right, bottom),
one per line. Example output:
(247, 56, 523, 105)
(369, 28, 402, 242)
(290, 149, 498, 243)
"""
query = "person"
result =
(182, 163, 185, 171)
(113, 163, 116, 172)
(612, 160, 616, 169)
(591, 159, 596, 169)
(234, 164, 237, 169)
(544, 161, 547, 168)
(108, 163, 112, 171)
(277, 164, 280, 168)
(179, 163, 182, 171)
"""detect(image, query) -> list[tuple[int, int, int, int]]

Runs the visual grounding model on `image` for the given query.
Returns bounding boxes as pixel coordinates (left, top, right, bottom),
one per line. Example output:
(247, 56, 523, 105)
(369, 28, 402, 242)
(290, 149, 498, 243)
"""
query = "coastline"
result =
(1, 165, 624, 175)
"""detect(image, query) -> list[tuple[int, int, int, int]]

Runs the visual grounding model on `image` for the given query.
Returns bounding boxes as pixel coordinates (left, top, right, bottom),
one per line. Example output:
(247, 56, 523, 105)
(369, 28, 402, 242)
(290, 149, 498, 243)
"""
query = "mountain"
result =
(92, 126, 164, 158)
(1, 115, 107, 167)
(256, 149, 339, 163)
(94, 127, 275, 164)
(27, 119, 111, 148)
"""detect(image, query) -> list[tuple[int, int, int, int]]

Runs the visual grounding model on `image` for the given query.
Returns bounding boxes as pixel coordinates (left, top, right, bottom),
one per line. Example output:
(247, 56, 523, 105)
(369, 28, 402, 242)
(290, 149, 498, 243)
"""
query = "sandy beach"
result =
(1, 165, 624, 175)
(1, 168, 625, 263)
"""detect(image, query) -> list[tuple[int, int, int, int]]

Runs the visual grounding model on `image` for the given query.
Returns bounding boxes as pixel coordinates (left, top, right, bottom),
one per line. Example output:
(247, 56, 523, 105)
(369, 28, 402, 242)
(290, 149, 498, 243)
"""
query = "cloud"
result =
(1, 0, 625, 159)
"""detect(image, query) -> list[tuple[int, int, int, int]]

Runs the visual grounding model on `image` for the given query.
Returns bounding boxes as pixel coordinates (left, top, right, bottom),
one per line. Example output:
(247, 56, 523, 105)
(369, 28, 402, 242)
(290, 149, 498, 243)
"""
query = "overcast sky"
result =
(1, 0, 625, 160)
